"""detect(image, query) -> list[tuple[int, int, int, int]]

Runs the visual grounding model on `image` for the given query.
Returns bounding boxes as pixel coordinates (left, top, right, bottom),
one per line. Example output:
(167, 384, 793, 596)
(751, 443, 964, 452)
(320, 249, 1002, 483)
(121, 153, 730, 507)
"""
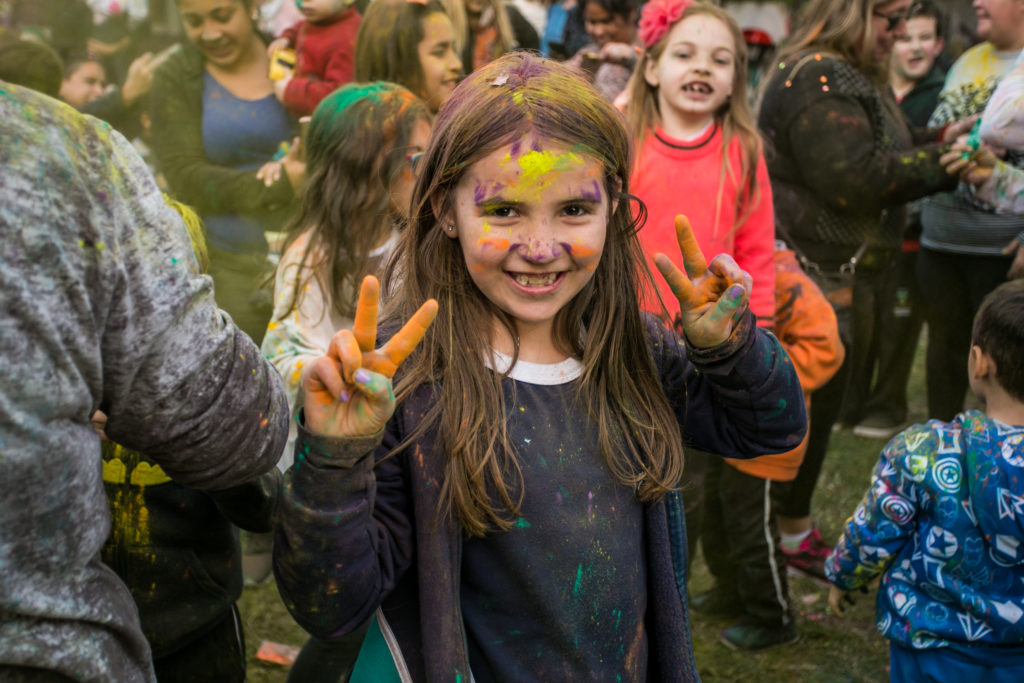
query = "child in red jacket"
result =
(269, 0, 362, 116)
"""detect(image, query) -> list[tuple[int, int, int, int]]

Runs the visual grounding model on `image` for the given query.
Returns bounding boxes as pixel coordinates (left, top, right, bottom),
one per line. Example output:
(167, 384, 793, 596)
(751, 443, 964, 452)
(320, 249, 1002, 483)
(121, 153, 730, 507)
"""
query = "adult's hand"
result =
(121, 52, 162, 107)
(653, 215, 752, 348)
(941, 115, 980, 143)
(302, 276, 438, 437)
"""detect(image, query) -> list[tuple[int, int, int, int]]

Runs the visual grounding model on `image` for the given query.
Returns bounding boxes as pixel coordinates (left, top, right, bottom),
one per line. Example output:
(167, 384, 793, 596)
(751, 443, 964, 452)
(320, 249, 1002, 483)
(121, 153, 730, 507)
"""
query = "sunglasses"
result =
(873, 7, 908, 32)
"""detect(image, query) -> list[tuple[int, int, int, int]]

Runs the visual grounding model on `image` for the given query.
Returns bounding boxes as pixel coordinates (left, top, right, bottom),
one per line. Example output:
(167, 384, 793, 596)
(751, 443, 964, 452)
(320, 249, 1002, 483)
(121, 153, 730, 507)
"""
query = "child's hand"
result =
(267, 37, 291, 60)
(940, 137, 998, 187)
(599, 42, 639, 64)
(256, 160, 283, 187)
(653, 215, 752, 348)
(828, 585, 851, 617)
(302, 276, 439, 438)
(273, 72, 292, 102)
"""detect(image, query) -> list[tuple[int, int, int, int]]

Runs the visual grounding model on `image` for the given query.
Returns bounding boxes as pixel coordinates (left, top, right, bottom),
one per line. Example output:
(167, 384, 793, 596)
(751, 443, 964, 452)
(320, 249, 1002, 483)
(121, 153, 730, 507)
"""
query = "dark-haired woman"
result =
(151, 0, 301, 346)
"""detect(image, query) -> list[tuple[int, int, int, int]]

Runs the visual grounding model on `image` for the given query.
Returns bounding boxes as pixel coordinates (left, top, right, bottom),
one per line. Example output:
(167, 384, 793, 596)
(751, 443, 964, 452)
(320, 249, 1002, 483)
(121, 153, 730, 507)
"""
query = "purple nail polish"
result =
(354, 368, 371, 384)
(340, 390, 350, 402)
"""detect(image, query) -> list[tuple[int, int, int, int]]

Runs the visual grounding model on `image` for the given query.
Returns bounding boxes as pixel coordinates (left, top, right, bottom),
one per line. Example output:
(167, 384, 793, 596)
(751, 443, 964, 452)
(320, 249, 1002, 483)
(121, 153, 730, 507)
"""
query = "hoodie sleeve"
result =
(825, 427, 925, 589)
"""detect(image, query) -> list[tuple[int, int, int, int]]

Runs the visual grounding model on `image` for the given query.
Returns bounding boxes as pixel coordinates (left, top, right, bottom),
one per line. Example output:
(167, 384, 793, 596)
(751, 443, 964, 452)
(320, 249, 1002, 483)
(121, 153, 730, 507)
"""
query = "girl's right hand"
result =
(302, 276, 439, 438)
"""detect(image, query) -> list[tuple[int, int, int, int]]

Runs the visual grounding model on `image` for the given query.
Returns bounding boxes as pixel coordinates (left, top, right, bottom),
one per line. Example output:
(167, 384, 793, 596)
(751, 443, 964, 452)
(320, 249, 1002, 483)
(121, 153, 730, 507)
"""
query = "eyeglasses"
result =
(406, 151, 424, 170)
(873, 8, 908, 32)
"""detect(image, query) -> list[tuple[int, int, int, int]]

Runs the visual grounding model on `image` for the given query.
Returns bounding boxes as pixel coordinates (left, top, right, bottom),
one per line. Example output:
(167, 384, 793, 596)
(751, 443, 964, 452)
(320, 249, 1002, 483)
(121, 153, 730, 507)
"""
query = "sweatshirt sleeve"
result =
(979, 61, 1024, 150)
(826, 429, 923, 589)
(87, 124, 290, 490)
(284, 44, 355, 116)
(273, 418, 415, 638)
(973, 161, 1024, 214)
(784, 91, 954, 214)
(261, 237, 338, 415)
(651, 312, 807, 458)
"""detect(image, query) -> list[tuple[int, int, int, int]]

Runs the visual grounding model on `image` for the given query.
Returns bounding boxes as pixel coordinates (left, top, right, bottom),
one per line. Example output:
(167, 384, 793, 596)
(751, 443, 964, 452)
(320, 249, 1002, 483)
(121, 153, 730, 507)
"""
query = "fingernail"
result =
(727, 284, 745, 300)
(354, 369, 370, 385)
(340, 390, 349, 402)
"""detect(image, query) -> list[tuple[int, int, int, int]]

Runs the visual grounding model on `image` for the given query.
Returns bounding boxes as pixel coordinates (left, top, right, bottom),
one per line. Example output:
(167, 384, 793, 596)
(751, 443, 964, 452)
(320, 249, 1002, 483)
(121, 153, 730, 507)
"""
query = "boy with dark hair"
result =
(828, 279, 1024, 682)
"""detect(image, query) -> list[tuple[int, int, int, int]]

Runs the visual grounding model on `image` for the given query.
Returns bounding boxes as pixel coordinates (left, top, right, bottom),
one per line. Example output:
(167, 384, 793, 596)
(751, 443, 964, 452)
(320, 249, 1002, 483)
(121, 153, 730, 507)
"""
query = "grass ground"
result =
(239, 343, 937, 682)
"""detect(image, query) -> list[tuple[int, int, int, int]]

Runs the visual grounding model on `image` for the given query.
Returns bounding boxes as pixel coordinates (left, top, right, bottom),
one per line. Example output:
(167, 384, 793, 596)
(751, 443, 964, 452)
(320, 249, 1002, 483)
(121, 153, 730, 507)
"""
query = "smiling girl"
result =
(353, 0, 463, 113)
(627, 0, 775, 333)
(273, 53, 806, 681)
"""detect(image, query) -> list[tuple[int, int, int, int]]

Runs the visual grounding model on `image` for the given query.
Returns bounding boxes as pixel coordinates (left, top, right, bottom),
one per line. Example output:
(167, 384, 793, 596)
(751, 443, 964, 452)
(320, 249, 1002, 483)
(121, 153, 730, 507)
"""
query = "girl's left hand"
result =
(653, 215, 752, 348)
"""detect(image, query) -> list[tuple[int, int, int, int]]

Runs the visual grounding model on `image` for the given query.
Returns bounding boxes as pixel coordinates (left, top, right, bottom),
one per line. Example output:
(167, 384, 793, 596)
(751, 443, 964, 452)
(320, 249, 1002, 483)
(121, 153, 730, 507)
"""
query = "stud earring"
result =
(446, 224, 455, 233)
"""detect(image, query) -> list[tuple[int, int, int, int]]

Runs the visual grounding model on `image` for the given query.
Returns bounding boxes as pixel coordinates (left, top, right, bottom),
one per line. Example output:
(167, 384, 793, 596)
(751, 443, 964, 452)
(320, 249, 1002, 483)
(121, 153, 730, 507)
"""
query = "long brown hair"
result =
(383, 53, 686, 537)
(354, 0, 449, 102)
(774, 0, 890, 85)
(626, 2, 763, 237)
(276, 83, 429, 323)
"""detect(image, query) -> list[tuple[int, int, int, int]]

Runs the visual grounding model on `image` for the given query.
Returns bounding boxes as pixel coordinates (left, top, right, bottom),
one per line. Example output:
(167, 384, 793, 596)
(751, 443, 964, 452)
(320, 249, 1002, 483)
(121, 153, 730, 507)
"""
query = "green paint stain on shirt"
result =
(574, 563, 583, 595)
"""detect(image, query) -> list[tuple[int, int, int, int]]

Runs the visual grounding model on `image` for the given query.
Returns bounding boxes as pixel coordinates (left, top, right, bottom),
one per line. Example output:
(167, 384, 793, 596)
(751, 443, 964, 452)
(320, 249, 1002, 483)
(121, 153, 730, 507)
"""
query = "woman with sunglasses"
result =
(755, 0, 970, 584)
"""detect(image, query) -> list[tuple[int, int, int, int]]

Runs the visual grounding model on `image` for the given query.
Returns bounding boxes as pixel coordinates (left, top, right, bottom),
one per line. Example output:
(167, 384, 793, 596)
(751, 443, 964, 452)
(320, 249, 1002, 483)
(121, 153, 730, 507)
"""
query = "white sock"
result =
(780, 529, 811, 551)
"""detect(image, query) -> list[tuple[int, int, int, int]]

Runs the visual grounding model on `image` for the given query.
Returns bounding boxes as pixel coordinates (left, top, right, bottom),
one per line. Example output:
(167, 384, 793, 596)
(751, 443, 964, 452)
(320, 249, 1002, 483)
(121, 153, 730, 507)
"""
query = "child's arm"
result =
(653, 216, 808, 457)
(261, 237, 335, 412)
(273, 277, 438, 636)
(283, 47, 356, 116)
(825, 429, 923, 592)
(979, 59, 1024, 151)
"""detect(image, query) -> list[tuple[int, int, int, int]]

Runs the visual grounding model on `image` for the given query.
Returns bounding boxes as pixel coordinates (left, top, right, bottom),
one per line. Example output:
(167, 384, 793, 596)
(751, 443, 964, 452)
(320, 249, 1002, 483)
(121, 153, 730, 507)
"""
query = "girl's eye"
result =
(212, 8, 234, 23)
(184, 15, 202, 28)
(563, 204, 591, 217)
(485, 206, 518, 218)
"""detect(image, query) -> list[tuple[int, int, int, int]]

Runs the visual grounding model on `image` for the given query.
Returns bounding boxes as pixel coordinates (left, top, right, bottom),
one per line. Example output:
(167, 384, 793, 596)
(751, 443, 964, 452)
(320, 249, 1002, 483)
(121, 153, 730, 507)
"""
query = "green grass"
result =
(239, 342, 935, 681)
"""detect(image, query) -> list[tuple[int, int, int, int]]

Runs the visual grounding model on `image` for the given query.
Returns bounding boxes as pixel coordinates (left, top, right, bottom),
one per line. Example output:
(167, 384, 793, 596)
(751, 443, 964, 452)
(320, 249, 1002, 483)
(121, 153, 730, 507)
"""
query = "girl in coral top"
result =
(627, 0, 775, 334)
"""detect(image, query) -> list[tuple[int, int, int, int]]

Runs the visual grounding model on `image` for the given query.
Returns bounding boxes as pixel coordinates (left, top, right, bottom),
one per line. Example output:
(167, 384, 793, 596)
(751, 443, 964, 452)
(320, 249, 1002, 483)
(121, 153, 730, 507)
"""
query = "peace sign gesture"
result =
(302, 276, 439, 437)
(653, 215, 753, 348)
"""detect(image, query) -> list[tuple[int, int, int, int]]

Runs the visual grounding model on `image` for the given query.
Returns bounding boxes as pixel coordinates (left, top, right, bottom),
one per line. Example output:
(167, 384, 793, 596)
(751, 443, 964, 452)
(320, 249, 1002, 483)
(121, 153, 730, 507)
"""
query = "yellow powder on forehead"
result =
(516, 149, 584, 191)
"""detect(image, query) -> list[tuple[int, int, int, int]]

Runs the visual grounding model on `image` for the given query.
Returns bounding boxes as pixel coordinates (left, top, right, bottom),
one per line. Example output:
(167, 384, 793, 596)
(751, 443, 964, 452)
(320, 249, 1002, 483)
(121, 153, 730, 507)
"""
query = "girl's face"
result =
(417, 13, 463, 113)
(582, 2, 636, 48)
(389, 117, 433, 217)
(445, 136, 610, 346)
(179, 0, 255, 68)
(644, 14, 736, 130)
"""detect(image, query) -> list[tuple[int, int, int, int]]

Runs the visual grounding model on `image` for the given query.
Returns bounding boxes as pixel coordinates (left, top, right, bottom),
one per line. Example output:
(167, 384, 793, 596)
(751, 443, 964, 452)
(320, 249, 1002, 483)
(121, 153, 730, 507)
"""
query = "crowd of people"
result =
(1, 0, 1024, 680)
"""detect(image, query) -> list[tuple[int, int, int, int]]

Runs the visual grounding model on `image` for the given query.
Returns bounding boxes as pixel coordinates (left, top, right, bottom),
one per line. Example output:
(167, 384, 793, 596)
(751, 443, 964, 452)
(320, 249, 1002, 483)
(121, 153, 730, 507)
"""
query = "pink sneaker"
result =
(779, 527, 832, 586)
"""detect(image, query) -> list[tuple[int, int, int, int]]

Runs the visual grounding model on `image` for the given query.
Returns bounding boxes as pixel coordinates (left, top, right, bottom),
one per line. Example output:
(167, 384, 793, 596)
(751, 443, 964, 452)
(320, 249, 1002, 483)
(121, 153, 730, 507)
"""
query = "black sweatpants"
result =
(701, 457, 792, 627)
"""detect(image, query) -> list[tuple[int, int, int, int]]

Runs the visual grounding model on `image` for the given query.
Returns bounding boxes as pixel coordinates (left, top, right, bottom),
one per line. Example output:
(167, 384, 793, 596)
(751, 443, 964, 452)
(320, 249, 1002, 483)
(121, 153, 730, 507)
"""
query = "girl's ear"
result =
(609, 175, 623, 216)
(430, 194, 458, 239)
(643, 55, 660, 89)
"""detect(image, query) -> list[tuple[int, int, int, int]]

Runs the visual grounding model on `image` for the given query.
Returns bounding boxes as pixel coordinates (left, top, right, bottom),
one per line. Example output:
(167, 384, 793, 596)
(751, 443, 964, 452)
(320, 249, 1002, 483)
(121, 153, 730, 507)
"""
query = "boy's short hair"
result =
(907, 0, 944, 39)
(972, 279, 1024, 401)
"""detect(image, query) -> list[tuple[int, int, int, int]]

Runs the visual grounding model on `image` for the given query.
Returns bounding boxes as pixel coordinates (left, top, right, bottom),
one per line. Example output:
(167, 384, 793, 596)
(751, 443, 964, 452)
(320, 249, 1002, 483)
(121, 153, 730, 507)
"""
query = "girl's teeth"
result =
(513, 273, 558, 286)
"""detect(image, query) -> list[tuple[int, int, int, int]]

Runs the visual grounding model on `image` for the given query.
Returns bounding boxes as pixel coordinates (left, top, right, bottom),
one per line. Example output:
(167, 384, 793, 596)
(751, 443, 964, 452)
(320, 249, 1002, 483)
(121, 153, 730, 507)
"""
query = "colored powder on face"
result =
(478, 237, 511, 250)
(517, 149, 583, 192)
(580, 180, 602, 202)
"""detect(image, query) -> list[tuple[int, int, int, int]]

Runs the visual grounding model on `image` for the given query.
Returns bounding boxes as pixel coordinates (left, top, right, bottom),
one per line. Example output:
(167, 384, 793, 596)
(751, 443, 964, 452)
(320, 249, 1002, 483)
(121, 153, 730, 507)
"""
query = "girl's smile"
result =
(445, 137, 610, 360)
(644, 13, 736, 137)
